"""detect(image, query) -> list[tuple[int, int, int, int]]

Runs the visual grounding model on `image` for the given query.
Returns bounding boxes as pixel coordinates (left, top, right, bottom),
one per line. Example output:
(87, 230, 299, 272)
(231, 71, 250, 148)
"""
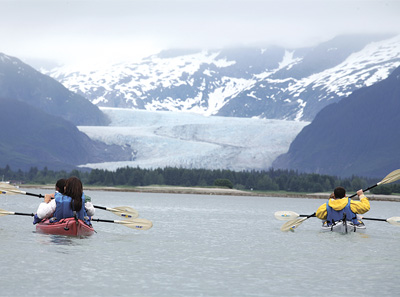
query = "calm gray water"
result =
(1, 189, 400, 297)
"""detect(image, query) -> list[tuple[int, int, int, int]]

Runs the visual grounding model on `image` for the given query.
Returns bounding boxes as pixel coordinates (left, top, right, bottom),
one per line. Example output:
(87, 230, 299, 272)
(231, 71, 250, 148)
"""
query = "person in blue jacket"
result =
(316, 186, 370, 226)
(34, 176, 94, 225)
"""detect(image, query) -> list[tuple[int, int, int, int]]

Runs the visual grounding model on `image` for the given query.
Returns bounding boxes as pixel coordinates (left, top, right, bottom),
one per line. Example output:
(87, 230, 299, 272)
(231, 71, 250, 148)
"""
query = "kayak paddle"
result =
(91, 218, 153, 230)
(0, 183, 139, 219)
(348, 169, 400, 198)
(0, 208, 34, 217)
(358, 216, 400, 226)
(0, 208, 152, 230)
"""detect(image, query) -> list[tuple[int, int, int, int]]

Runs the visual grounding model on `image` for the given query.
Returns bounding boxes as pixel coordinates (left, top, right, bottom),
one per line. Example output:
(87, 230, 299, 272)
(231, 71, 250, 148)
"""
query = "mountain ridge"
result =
(45, 34, 400, 121)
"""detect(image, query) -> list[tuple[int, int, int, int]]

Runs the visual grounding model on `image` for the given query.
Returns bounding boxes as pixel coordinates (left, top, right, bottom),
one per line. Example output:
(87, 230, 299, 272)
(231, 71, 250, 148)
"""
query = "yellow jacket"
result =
(316, 195, 370, 220)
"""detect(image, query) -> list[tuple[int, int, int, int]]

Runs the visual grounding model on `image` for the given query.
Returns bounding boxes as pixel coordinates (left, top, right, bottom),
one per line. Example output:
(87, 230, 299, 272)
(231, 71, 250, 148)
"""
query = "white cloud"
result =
(1, 0, 399, 66)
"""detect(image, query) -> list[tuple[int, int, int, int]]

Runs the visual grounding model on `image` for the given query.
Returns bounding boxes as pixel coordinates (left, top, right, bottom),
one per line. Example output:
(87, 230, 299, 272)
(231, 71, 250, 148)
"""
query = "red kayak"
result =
(36, 218, 95, 237)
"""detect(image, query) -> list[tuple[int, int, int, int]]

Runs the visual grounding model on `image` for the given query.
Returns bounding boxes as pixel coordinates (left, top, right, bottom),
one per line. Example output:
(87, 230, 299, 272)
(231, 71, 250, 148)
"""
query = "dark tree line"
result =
(2, 164, 399, 194)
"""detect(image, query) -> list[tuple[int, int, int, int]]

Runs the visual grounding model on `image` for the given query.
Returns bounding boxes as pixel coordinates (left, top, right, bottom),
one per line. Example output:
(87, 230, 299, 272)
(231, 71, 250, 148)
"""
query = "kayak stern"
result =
(36, 218, 95, 237)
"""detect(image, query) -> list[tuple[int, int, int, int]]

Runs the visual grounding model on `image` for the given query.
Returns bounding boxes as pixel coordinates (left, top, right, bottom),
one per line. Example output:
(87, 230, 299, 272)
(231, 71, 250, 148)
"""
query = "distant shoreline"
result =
(20, 184, 400, 202)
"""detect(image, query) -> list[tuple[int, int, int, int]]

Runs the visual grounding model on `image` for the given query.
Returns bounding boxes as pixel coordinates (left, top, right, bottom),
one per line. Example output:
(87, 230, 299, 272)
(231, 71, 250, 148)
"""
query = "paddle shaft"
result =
(91, 218, 150, 224)
(92, 218, 117, 224)
(348, 184, 378, 199)
(5, 189, 116, 214)
(91, 217, 153, 230)
(25, 192, 44, 198)
(1, 210, 137, 225)
(3, 211, 34, 217)
(279, 213, 385, 220)
(5, 211, 121, 222)
(361, 217, 387, 222)
(304, 213, 316, 219)
(15, 212, 34, 217)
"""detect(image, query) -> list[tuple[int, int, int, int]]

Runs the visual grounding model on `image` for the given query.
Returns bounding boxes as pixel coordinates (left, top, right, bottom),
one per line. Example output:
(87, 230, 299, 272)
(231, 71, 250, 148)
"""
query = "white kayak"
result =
(321, 220, 366, 233)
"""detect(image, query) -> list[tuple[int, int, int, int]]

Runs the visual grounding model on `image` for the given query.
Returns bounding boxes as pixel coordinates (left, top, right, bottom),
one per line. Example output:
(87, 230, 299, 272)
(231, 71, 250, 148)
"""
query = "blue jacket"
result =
(326, 199, 359, 226)
(54, 192, 91, 225)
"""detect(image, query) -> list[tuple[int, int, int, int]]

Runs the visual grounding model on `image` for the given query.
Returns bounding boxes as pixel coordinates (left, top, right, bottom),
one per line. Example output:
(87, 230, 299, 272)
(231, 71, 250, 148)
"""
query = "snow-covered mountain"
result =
(45, 34, 400, 121)
(78, 108, 309, 171)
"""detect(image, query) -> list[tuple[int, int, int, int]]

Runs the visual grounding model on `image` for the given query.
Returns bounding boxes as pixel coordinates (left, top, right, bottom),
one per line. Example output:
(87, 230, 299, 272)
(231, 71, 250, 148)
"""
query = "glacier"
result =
(78, 108, 309, 171)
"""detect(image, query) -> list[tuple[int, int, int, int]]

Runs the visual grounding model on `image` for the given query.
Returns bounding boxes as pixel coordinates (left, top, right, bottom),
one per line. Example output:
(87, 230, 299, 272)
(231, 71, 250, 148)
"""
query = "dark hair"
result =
(334, 186, 346, 198)
(55, 179, 66, 194)
(64, 176, 83, 211)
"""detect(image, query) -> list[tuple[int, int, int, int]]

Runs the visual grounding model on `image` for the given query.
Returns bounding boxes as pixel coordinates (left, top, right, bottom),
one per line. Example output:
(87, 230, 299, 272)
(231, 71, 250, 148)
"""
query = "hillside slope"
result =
(0, 98, 132, 171)
(0, 53, 109, 126)
(272, 66, 400, 178)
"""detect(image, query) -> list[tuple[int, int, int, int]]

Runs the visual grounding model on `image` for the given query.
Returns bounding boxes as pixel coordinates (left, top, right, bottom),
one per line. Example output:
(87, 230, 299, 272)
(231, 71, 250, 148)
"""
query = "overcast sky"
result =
(1, 0, 399, 67)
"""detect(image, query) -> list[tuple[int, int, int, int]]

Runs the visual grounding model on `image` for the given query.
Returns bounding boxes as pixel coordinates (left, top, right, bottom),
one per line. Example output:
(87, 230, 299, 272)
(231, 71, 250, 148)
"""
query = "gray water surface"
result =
(1, 189, 400, 297)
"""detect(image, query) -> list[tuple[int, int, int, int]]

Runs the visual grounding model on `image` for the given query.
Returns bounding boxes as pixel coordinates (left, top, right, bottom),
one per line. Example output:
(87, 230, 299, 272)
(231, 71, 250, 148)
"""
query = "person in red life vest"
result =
(33, 176, 94, 225)
(316, 186, 370, 226)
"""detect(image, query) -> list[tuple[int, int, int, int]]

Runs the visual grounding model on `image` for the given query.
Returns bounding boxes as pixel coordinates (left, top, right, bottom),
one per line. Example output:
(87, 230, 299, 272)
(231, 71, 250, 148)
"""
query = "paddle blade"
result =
(379, 169, 400, 185)
(386, 217, 400, 226)
(0, 189, 19, 195)
(274, 211, 300, 221)
(108, 206, 139, 219)
(115, 218, 153, 230)
(280, 217, 306, 232)
(0, 209, 14, 216)
(0, 183, 20, 195)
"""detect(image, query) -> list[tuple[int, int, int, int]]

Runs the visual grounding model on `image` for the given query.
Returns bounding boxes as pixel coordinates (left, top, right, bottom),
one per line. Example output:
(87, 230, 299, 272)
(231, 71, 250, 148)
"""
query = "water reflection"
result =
(33, 231, 92, 246)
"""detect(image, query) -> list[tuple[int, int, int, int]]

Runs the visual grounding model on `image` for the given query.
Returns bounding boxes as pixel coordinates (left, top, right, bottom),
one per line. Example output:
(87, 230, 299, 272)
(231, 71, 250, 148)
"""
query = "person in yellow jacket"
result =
(316, 186, 370, 226)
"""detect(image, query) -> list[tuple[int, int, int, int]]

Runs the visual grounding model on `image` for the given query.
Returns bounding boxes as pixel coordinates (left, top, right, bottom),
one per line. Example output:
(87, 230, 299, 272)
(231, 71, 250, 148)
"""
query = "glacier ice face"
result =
(78, 108, 309, 171)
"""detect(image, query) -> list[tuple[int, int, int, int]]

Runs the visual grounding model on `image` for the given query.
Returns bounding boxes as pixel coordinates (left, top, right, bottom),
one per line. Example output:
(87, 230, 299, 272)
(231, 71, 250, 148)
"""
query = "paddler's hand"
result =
(44, 194, 53, 203)
(357, 189, 365, 199)
(33, 214, 42, 225)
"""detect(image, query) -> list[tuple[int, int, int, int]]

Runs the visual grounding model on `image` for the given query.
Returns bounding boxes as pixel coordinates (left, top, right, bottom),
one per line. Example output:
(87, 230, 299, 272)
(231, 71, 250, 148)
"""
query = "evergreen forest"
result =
(1, 165, 399, 195)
